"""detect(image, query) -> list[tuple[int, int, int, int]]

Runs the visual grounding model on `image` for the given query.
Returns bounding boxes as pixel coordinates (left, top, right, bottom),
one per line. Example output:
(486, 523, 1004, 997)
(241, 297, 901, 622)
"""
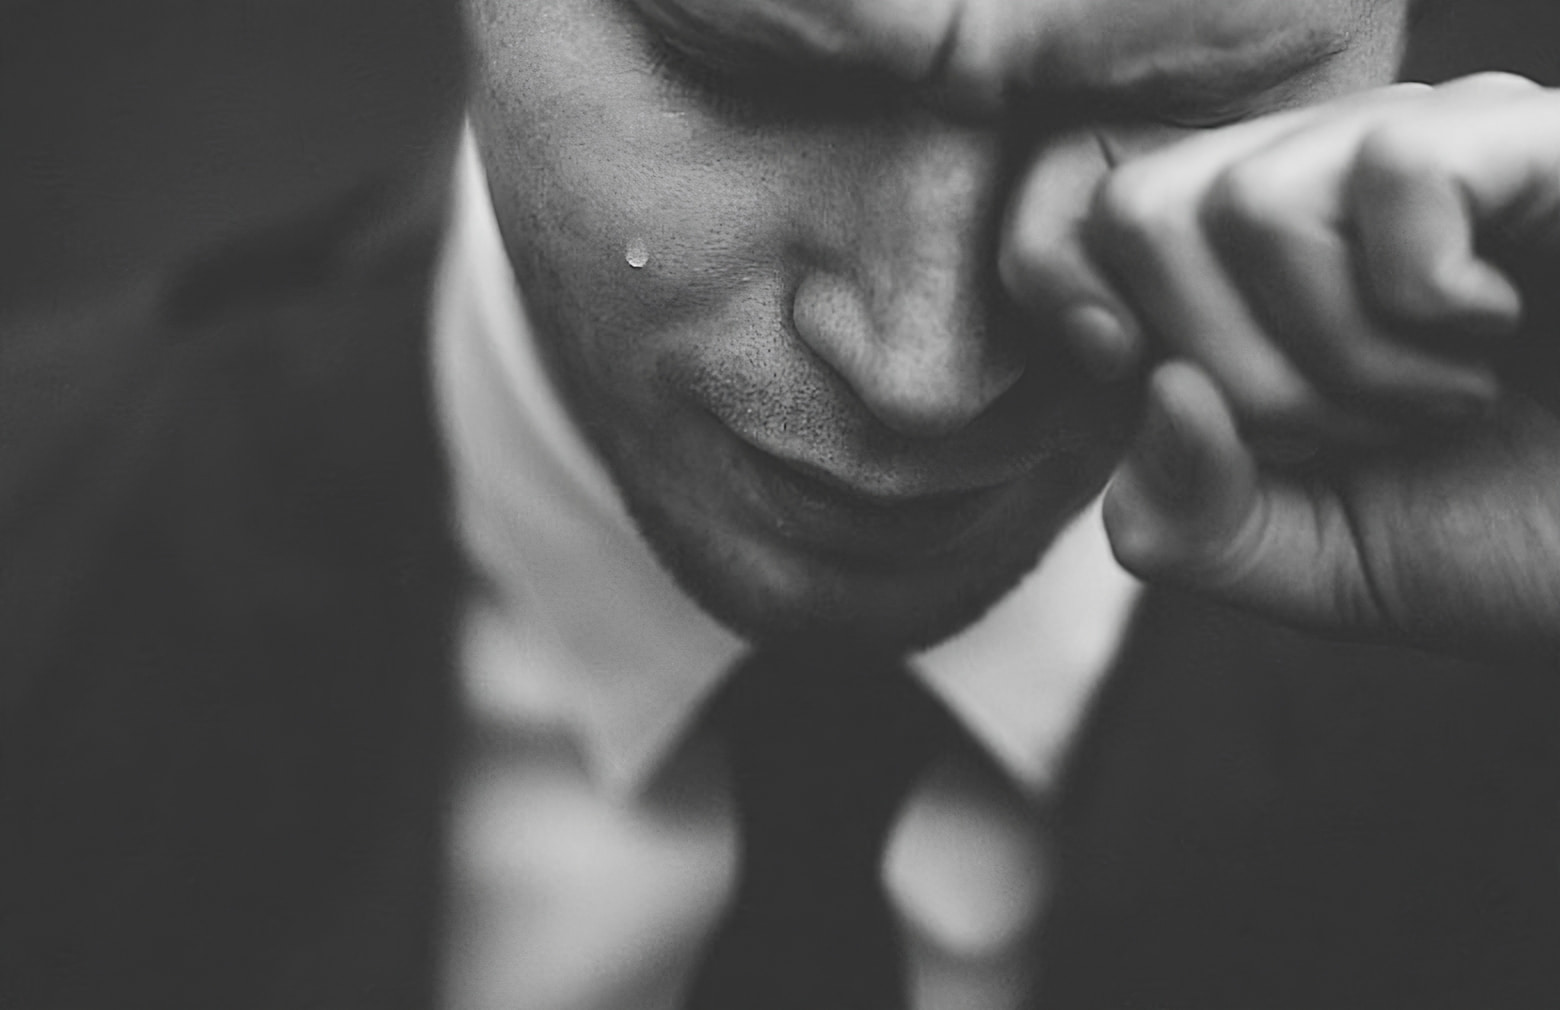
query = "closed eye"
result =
(640, 19, 900, 124)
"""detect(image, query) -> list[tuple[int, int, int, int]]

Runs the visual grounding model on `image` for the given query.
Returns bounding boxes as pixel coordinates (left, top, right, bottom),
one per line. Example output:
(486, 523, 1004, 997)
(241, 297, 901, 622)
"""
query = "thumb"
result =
(1104, 361, 1387, 635)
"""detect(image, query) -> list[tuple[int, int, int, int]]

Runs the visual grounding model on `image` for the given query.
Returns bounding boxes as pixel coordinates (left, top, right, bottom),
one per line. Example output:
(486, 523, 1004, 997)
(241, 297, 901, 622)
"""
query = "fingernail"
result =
(1064, 304, 1138, 382)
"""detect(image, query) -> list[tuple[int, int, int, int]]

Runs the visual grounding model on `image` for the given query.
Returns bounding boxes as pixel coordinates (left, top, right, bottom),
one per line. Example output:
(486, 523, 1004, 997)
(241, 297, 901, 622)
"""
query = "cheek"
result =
(468, 2, 804, 346)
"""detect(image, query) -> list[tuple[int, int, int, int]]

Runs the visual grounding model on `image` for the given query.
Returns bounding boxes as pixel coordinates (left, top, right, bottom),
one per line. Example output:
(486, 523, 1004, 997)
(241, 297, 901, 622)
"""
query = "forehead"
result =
(629, 0, 1402, 106)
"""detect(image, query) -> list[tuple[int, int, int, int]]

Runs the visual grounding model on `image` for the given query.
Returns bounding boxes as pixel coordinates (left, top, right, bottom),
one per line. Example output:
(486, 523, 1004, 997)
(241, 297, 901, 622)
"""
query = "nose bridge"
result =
(866, 128, 991, 342)
(796, 122, 1022, 438)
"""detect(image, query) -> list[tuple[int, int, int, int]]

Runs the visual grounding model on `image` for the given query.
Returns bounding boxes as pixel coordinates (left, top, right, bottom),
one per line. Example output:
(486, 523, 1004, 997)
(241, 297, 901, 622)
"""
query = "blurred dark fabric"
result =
(0, 0, 464, 322)
(0, 193, 461, 1009)
(1404, 0, 1560, 85)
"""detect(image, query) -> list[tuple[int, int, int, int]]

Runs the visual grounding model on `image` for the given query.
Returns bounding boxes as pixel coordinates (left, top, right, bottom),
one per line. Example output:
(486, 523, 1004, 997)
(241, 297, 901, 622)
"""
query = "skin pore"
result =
(463, 0, 1410, 651)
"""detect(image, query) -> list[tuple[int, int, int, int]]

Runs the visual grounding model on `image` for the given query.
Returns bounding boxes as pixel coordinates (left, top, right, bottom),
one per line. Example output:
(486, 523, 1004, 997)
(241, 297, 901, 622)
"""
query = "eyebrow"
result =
(629, 0, 1353, 119)
(627, 0, 834, 77)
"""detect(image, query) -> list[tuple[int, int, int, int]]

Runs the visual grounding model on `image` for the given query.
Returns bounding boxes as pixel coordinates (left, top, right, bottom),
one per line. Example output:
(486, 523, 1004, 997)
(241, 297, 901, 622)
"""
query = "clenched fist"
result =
(1003, 74, 1560, 662)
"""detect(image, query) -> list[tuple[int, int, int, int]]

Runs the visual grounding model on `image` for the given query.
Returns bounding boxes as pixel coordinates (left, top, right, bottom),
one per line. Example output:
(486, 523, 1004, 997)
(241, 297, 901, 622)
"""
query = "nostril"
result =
(791, 272, 1024, 438)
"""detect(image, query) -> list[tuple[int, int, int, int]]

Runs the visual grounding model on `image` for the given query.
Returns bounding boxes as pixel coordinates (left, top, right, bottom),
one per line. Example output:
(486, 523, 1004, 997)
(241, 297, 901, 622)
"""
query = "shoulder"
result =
(0, 171, 453, 672)
(0, 173, 464, 1005)
(1043, 586, 1560, 1007)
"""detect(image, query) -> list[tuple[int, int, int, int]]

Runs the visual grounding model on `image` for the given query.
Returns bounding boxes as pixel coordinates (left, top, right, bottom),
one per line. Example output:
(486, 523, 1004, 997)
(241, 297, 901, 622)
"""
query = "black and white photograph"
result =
(3, 0, 1559, 1006)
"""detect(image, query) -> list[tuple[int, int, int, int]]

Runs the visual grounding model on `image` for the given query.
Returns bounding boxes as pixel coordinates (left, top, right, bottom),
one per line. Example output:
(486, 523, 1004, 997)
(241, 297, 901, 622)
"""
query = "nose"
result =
(790, 122, 1025, 438)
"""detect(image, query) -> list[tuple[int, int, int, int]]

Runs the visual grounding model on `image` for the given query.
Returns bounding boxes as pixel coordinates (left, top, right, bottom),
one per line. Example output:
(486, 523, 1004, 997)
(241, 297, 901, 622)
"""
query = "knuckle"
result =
(997, 228, 1077, 309)
(995, 232, 1036, 292)
(1354, 121, 1437, 188)
(1092, 164, 1183, 257)
(1204, 159, 1294, 252)
(1209, 162, 1283, 227)
(1451, 70, 1540, 94)
(999, 214, 1062, 284)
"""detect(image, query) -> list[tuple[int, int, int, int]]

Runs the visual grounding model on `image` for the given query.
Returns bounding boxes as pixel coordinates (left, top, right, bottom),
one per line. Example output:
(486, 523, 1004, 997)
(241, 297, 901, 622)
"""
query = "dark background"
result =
(0, 0, 1554, 325)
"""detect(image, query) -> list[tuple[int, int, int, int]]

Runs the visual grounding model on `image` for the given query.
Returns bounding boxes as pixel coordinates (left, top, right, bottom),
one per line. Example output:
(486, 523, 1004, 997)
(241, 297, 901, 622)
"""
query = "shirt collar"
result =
(433, 129, 1141, 798)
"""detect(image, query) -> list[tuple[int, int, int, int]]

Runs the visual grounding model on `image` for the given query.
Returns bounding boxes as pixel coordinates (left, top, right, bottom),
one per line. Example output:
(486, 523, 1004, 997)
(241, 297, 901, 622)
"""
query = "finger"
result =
(1103, 360, 1259, 571)
(1088, 82, 1483, 441)
(1091, 151, 1398, 444)
(1003, 101, 1365, 387)
(1000, 130, 1146, 381)
(1352, 148, 1523, 334)
(1350, 78, 1560, 334)
(1104, 361, 1387, 635)
(1206, 158, 1501, 422)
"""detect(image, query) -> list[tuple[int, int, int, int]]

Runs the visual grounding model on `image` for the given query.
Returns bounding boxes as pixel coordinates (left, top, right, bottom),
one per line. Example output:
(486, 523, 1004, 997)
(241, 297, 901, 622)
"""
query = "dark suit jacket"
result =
(3, 183, 1559, 1010)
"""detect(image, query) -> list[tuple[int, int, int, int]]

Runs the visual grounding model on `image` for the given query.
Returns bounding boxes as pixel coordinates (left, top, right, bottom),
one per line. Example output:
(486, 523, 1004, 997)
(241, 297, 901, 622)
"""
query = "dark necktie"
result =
(682, 647, 955, 1010)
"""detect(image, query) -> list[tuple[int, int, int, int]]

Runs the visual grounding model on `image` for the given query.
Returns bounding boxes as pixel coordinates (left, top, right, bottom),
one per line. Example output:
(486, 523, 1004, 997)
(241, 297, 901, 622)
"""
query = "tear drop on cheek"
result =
(625, 239, 649, 269)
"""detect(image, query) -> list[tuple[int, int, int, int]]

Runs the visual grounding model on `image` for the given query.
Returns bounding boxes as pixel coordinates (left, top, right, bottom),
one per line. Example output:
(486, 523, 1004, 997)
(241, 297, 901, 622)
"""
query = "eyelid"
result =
(1080, 78, 1289, 132)
(642, 20, 901, 122)
(1150, 100, 1258, 130)
(648, 19, 779, 83)
(643, 31, 783, 119)
(1081, 42, 1345, 131)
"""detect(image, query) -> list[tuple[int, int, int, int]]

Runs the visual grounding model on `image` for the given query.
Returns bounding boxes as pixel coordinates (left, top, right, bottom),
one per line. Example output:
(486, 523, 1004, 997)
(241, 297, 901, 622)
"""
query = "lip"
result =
(754, 441, 1006, 508)
(724, 431, 1017, 563)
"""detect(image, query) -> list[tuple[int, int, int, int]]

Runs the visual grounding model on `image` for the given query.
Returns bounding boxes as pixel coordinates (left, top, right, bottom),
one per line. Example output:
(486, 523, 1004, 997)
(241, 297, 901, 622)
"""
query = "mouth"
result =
(724, 431, 1021, 564)
(682, 353, 1126, 568)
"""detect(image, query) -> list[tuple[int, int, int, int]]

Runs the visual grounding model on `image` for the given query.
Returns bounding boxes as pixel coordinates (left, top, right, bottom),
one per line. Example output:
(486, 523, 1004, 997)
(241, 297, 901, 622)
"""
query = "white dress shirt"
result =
(433, 133, 1143, 1010)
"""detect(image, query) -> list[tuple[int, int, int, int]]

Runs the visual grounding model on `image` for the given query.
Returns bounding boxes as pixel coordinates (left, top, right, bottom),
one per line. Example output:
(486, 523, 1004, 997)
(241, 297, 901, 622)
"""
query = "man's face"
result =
(465, 0, 1409, 650)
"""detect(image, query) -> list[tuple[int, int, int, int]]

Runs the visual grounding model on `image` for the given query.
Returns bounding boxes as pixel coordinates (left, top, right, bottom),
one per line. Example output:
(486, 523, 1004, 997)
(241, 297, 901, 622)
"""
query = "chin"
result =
(626, 494, 1059, 654)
